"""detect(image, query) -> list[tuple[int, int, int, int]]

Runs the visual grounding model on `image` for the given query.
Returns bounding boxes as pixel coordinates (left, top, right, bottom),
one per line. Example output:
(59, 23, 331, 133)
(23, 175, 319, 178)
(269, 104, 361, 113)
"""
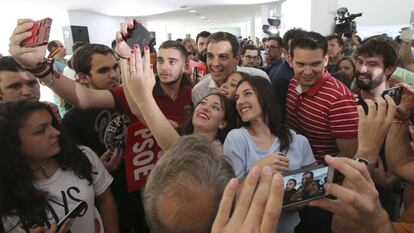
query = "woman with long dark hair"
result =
(0, 101, 117, 233)
(223, 75, 316, 233)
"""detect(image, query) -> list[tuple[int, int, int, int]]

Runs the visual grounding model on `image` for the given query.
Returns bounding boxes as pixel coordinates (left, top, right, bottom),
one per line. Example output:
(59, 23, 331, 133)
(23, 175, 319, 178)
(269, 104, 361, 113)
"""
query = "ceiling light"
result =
(200, 16, 207, 20)
(189, 9, 197, 13)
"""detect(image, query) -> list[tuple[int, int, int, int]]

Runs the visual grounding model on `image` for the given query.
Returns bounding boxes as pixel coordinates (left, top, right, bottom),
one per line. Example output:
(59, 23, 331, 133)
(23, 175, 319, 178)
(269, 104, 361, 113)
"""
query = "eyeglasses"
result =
(265, 45, 281, 50)
(244, 55, 259, 60)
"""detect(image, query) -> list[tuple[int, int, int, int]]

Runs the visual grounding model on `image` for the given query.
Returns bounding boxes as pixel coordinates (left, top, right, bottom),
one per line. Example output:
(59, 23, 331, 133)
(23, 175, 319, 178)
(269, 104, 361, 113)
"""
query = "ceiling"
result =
(27, 0, 278, 17)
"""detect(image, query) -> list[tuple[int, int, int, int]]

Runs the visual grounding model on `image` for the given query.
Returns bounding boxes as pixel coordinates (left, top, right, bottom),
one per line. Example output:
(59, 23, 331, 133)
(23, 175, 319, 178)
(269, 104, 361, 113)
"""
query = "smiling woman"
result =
(223, 75, 316, 233)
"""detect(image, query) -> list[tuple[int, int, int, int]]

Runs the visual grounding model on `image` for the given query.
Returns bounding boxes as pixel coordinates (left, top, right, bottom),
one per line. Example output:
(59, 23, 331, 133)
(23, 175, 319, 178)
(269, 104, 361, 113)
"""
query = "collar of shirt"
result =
(208, 76, 220, 92)
(295, 71, 331, 96)
(153, 75, 187, 98)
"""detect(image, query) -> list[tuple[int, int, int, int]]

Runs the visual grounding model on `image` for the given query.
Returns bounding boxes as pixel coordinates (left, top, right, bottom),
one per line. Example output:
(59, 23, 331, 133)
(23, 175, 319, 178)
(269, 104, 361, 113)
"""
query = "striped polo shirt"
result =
(286, 72, 358, 162)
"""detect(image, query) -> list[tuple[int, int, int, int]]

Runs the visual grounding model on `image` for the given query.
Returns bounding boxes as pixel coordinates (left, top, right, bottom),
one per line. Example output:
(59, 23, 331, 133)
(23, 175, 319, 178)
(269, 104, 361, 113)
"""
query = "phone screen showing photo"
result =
(282, 165, 332, 208)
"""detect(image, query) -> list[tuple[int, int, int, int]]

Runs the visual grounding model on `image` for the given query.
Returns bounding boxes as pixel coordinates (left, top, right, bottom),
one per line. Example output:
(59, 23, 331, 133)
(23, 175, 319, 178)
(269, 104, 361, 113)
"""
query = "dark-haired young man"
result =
(326, 34, 344, 73)
(0, 56, 61, 120)
(241, 44, 260, 68)
(354, 36, 404, 222)
(285, 31, 358, 233)
(195, 30, 211, 64)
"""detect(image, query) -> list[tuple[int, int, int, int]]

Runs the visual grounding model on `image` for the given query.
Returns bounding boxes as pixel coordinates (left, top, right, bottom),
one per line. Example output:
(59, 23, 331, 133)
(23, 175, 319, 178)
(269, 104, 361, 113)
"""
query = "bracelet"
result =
(39, 78, 56, 87)
(25, 58, 55, 79)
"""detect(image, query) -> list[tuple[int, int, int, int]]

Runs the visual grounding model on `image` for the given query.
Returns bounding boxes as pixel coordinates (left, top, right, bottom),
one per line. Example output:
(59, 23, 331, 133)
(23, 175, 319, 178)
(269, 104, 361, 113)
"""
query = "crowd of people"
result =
(0, 15, 414, 233)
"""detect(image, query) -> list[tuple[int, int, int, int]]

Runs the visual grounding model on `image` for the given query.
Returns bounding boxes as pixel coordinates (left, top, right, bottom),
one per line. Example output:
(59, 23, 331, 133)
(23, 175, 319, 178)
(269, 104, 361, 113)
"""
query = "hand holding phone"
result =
(122, 19, 155, 55)
(381, 86, 403, 105)
(57, 201, 87, 230)
(282, 164, 334, 208)
(20, 18, 52, 47)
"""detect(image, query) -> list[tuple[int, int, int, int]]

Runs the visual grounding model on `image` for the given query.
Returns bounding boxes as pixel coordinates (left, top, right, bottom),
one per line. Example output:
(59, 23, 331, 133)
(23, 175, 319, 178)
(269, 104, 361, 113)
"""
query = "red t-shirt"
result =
(286, 72, 358, 161)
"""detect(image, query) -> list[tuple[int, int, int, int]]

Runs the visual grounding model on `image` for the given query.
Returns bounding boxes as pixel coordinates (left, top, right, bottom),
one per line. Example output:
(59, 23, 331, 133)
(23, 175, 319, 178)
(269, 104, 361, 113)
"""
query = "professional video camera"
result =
(334, 7, 362, 37)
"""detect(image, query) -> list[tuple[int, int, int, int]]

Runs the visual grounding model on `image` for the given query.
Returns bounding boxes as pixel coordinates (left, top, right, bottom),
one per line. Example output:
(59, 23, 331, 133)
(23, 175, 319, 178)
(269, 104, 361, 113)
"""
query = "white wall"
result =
(0, 2, 70, 56)
(310, 0, 338, 35)
(67, 10, 124, 47)
(280, 0, 312, 34)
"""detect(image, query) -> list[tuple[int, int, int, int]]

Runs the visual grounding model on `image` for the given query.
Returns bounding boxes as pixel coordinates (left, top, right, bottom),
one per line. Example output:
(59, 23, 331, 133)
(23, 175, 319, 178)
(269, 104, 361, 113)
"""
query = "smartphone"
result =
(282, 165, 334, 208)
(381, 86, 403, 105)
(122, 20, 155, 55)
(21, 18, 52, 47)
(57, 201, 87, 229)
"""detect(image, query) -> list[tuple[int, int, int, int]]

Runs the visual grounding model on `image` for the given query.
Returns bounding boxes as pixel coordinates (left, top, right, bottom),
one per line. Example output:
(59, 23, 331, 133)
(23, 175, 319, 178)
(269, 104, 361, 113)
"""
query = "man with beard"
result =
(354, 35, 403, 222)
(195, 31, 211, 64)
(356, 36, 399, 107)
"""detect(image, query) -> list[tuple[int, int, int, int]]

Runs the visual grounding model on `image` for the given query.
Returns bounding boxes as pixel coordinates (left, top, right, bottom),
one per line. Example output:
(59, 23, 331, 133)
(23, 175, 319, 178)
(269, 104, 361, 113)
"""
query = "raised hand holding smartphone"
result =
(9, 19, 50, 69)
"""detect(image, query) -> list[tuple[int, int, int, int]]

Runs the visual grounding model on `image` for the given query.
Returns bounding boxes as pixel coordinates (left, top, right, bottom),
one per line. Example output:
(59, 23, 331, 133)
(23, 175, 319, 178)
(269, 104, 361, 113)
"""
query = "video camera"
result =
(334, 7, 362, 37)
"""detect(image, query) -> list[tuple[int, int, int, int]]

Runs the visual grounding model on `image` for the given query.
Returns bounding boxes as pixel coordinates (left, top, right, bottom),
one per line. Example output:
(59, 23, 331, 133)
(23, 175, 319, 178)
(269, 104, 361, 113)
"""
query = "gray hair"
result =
(144, 134, 235, 233)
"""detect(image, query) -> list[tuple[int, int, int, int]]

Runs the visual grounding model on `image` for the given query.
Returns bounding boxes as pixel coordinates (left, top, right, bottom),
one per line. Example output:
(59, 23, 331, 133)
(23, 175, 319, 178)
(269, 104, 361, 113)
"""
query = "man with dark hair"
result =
(0, 56, 61, 120)
(354, 35, 403, 222)
(191, 31, 269, 105)
(356, 36, 399, 105)
(326, 34, 344, 73)
(267, 29, 305, 117)
(71, 43, 120, 89)
(195, 30, 211, 64)
(264, 36, 283, 66)
(287, 31, 358, 161)
(286, 31, 358, 233)
(0, 56, 40, 102)
(241, 44, 260, 68)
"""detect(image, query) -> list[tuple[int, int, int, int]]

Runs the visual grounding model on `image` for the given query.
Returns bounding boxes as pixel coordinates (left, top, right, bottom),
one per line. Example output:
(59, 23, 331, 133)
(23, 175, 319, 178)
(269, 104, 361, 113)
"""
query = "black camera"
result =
(334, 7, 362, 37)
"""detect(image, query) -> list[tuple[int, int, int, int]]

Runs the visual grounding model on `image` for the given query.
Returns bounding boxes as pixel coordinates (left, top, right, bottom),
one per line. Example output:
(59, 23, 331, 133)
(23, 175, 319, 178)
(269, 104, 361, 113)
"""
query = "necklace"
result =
(32, 159, 51, 179)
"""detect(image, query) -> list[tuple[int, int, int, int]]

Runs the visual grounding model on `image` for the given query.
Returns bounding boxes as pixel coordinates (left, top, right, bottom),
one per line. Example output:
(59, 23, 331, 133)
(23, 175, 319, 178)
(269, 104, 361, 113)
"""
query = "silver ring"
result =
(130, 69, 136, 73)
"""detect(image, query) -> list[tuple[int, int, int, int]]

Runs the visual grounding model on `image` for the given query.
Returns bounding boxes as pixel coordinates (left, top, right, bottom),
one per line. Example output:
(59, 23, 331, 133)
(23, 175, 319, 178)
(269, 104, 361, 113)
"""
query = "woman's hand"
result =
(30, 219, 73, 233)
(121, 43, 156, 104)
(253, 153, 289, 174)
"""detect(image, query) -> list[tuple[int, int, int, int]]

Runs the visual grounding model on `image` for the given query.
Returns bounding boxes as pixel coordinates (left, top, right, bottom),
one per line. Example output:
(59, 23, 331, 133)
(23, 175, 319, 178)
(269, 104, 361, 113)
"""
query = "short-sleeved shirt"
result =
(110, 77, 192, 124)
(223, 127, 315, 233)
(286, 72, 358, 162)
(2, 146, 113, 233)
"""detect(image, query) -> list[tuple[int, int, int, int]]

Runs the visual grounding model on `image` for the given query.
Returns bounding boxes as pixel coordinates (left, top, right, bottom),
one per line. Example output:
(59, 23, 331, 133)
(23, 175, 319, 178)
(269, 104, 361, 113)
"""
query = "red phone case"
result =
(21, 18, 52, 47)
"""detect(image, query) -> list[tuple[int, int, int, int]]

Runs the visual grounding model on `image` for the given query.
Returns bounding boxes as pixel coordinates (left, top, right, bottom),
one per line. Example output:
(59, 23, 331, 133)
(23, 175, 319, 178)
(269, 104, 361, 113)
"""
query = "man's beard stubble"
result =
(356, 72, 385, 90)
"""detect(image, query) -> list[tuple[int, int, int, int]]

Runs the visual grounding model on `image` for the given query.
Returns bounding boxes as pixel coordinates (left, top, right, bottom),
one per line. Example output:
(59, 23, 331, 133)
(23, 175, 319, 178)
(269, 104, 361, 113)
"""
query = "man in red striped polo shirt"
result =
(286, 31, 358, 163)
(285, 31, 358, 233)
